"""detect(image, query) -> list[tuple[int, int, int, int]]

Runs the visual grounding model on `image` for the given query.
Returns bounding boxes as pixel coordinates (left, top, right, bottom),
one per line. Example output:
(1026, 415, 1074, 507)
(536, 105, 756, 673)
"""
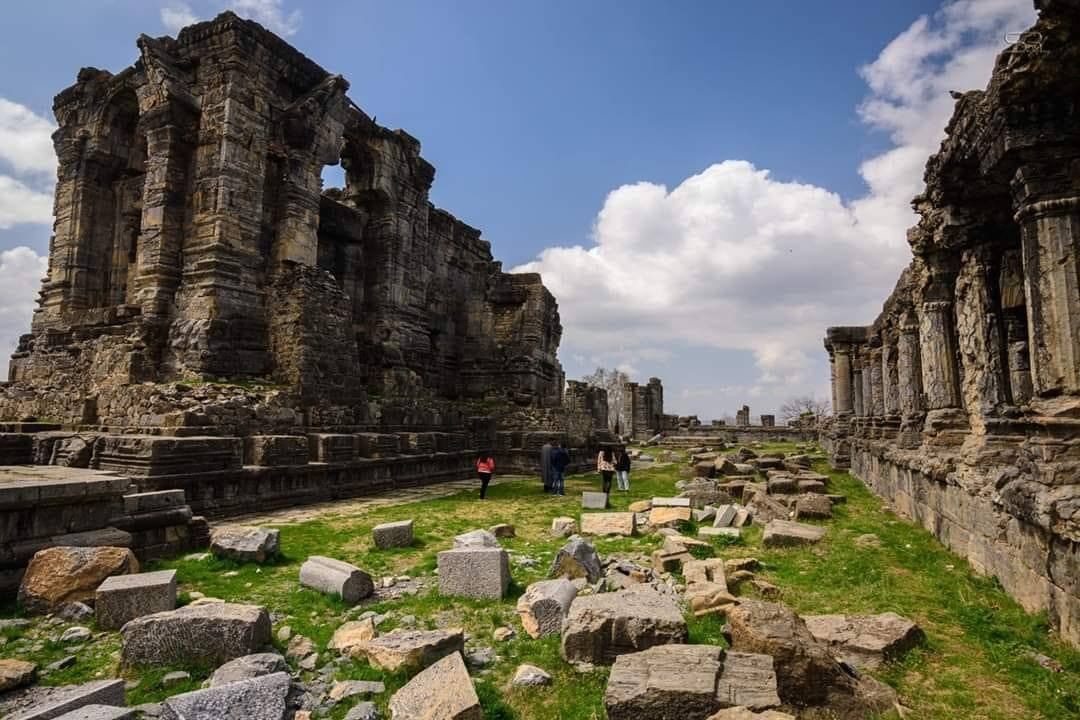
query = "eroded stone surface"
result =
(354, 628, 464, 672)
(803, 612, 924, 669)
(516, 578, 577, 638)
(562, 587, 687, 665)
(387, 652, 481, 720)
(19, 546, 139, 615)
(120, 603, 271, 667)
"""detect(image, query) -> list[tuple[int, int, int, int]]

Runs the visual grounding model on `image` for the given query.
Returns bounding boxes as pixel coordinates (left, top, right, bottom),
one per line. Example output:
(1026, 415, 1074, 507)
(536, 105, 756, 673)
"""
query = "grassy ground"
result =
(2, 443, 1079, 719)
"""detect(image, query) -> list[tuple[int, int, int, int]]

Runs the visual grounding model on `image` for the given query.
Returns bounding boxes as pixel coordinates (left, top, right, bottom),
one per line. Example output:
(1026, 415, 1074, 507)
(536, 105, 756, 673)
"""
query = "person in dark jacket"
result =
(550, 442, 570, 496)
(614, 445, 632, 491)
(476, 451, 495, 499)
(540, 441, 553, 493)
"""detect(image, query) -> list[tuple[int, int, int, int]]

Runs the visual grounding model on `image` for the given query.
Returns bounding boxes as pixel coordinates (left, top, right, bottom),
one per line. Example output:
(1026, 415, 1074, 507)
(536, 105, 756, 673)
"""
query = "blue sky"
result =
(0, 0, 1038, 419)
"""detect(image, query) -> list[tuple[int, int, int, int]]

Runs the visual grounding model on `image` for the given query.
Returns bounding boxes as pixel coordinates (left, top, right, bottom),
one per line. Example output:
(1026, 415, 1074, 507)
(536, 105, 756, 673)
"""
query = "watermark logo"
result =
(1003, 30, 1046, 56)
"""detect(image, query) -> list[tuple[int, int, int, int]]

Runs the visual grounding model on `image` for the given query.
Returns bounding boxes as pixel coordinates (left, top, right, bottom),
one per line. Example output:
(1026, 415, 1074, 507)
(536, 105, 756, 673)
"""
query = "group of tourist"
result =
(473, 441, 632, 501)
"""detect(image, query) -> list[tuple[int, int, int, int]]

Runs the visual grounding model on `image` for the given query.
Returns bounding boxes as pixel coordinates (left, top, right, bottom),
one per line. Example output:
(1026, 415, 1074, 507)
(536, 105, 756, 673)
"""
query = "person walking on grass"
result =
(476, 450, 495, 499)
(614, 445, 631, 491)
(551, 441, 570, 496)
(597, 445, 615, 505)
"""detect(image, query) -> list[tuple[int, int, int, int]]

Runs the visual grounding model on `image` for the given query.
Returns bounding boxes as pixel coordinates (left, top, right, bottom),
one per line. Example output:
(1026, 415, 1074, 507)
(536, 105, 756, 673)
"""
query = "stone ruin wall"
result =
(823, 0, 1080, 645)
(2, 11, 565, 429)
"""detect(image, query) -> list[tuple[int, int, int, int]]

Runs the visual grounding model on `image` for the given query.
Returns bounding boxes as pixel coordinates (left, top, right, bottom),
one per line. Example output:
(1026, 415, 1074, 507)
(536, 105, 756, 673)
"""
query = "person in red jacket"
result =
(476, 451, 496, 499)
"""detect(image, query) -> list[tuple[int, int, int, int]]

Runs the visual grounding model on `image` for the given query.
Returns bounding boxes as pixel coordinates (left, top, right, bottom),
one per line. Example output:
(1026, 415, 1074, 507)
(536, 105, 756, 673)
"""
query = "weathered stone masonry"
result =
(824, 0, 1080, 645)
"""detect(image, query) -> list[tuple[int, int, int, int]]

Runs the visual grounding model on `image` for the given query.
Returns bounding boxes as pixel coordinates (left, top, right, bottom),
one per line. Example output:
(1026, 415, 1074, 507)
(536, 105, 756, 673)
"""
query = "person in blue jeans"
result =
(550, 441, 570, 496)
(614, 445, 632, 491)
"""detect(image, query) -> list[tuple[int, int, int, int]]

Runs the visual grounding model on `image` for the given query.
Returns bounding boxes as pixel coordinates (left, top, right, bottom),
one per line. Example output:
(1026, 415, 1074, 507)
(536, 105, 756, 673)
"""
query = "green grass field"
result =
(2, 443, 1078, 719)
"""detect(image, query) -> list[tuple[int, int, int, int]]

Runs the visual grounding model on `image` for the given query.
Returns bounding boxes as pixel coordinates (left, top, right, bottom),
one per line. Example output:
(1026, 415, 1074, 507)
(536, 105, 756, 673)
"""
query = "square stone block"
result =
(95, 569, 177, 630)
(437, 547, 510, 599)
(582, 492, 608, 509)
(373, 520, 414, 549)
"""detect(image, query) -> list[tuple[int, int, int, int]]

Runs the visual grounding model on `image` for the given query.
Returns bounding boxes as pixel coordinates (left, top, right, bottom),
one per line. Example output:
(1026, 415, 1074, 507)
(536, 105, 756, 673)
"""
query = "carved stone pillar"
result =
(1001, 247, 1034, 406)
(918, 298, 961, 411)
(868, 344, 884, 418)
(833, 346, 853, 415)
(882, 335, 900, 418)
(1012, 172, 1080, 401)
(955, 243, 1011, 430)
(897, 316, 925, 446)
(852, 351, 865, 418)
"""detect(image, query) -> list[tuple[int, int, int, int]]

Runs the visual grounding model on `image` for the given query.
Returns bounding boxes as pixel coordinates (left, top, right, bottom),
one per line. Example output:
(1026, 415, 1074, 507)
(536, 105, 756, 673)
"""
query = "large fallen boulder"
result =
(388, 652, 481, 720)
(726, 600, 896, 716)
(761, 520, 826, 548)
(604, 645, 781, 720)
(120, 602, 271, 667)
(353, 628, 464, 672)
(7, 680, 126, 720)
(803, 612, 924, 669)
(516, 578, 578, 638)
(161, 671, 291, 719)
(549, 535, 602, 583)
(209, 527, 280, 564)
(299, 556, 374, 604)
(0, 659, 36, 693)
(19, 546, 139, 614)
(562, 587, 687, 665)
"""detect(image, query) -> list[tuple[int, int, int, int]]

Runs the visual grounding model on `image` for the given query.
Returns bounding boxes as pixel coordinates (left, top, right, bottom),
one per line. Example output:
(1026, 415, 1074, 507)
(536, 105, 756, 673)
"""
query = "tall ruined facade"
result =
(824, 0, 1080, 645)
(4, 12, 563, 426)
(619, 377, 665, 439)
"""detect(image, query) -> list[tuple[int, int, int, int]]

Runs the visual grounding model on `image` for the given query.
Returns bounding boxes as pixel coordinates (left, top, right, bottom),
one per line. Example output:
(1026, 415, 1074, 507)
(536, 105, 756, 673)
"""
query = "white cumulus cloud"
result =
(161, 0, 302, 37)
(0, 98, 57, 177)
(0, 177, 53, 229)
(0, 247, 48, 366)
(515, 0, 1035, 418)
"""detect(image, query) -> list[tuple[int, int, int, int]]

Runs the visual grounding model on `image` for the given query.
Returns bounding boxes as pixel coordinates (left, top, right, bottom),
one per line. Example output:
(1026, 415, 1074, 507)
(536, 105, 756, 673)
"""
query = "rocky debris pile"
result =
(684, 558, 737, 617)
(803, 612, 925, 670)
(19, 546, 140, 615)
(120, 602, 272, 667)
(372, 520, 414, 549)
(438, 529, 511, 600)
(561, 586, 688, 666)
(726, 600, 898, 717)
(209, 526, 280, 564)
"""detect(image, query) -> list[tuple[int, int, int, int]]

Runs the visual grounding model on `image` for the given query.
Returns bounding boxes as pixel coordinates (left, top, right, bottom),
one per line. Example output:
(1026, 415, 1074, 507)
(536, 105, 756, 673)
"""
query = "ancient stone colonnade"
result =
(824, 1, 1080, 645)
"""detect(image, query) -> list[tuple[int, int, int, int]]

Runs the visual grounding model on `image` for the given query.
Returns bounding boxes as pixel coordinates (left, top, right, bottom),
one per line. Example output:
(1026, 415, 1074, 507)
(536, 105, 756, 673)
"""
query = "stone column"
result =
(852, 351, 865, 417)
(868, 345, 884, 418)
(896, 316, 925, 446)
(918, 298, 962, 411)
(882, 336, 901, 418)
(833, 346, 853, 414)
(1012, 176, 1080, 398)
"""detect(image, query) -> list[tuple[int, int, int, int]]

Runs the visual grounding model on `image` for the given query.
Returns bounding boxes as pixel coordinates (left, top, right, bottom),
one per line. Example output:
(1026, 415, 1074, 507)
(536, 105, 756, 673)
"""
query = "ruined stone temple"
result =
(0, 13, 613, 590)
(824, 1, 1080, 645)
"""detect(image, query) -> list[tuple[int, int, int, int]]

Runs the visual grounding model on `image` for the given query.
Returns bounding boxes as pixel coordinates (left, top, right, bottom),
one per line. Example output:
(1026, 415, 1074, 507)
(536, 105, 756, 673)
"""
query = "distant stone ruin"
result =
(823, 3, 1080, 645)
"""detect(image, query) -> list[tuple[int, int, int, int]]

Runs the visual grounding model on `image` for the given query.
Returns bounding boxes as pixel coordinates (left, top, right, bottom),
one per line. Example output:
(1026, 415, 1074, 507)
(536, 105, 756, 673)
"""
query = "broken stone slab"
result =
(652, 548, 692, 573)
(19, 546, 140, 615)
(0, 659, 36, 692)
(733, 508, 751, 527)
(746, 492, 789, 524)
(549, 536, 602, 583)
(793, 494, 832, 520)
(604, 644, 725, 720)
(516, 578, 578, 638)
(693, 506, 717, 523)
(123, 489, 186, 515)
(328, 618, 378, 657)
(372, 520, 413, 549)
(649, 506, 692, 527)
(582, 492, 608, 510)
(726, 600, 896, 714)
(437, 546, 510, 599)
(653, 497, 692, 508)
(713, 505, 737, 528)
(628, 499, 653, 513)
(209, 527, 280, 564)
(561, 587, 688, 665)
(699, 526, 741, 540)
(803, 612, 925, 670)
(551, 516, 578, 537)
(328, 679, 385, 702)
(53, 706, 136, 720)
(95, 569, 177, 631)
(209, 653, 287, 687)
(8, 680, 126, 720)
(766, 477, 797, 495)
(796, 479, 826, 494)
(488, 523, 515, 539)
(715, 651, 781, 711)
(453, 529, 499, 548)
(388, 652, 481, 720)
(354, 628, 465, 672)
(580, 512, 635, 536)
(160, 671, 290, 720)
(762, 520, 826, 548)
(299, 556, 374, 604)
(120, 602, 271, 667)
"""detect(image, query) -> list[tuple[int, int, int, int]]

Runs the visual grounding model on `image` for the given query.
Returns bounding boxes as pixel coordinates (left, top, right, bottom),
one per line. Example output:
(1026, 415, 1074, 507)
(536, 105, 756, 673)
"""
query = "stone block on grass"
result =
(388, 652, 481, 720)
(437, 547, 510, 599)
(8, 680, 125, 720)
(120, 602, 271, 667)
(582, 492, 608, 509)
(580, 512, 635, 536)
(95, 569, 177, 630)
(372, 520, 414, 549)
(299, 556, 374, 604)
(761, 520, 826, 548)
